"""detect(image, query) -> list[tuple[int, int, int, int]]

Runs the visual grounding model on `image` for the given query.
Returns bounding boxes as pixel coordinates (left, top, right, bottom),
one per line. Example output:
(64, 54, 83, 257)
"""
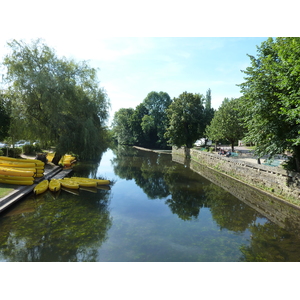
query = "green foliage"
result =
(205, 97, 245, 151)
(22, 143, 41, 155)
(4, 147, 22, 157)
(111, 108, 136, 145)
(142, 91, 172, 148)
(165, 92, 205, 148)
(0, 93, 10, 141)
(111, 91, 172, 149)
(239, 37, 300, 171)
(1, 39, 110, 161)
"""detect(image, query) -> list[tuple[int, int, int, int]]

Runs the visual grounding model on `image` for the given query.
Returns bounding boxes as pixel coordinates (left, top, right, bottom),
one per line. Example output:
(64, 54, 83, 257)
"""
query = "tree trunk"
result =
(52, 153, 62, 165)
(292, 145, 300, 172)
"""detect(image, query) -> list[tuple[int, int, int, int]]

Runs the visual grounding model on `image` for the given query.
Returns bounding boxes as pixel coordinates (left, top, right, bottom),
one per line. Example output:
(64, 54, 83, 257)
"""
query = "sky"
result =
(0, 1, 295, 126)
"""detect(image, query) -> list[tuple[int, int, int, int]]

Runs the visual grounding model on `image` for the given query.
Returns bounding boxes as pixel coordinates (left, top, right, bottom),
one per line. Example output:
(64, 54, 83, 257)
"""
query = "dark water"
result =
(1, 146, 300, 262)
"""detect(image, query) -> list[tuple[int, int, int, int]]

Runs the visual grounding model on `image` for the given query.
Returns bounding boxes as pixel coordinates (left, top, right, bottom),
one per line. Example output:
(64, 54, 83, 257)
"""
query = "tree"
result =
(111, 108, 135, 145)
(165, 91, 205, 148)
(239, 37, 300, 171)
(205, 98, 245, 152)
(0, 92, 10, 141)
(141, 91, 172, 149)
(1, 39, 110, 162)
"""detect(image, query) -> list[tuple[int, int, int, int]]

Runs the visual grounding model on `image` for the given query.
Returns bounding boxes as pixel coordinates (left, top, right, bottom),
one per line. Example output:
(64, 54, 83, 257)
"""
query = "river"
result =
(1, 146, 300, 262)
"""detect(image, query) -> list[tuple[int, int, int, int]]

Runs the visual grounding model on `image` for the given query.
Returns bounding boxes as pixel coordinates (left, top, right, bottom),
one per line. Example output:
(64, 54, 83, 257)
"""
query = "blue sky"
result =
(0, 1, 293, 126)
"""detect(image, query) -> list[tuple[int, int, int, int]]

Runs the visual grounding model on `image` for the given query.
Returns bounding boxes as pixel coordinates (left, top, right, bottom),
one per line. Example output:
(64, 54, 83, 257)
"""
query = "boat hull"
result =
(34, 180, 49, 195)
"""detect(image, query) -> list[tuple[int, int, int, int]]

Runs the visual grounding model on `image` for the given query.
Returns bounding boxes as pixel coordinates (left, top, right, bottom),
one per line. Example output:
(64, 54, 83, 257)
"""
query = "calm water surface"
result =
(1, 146, 300, 262)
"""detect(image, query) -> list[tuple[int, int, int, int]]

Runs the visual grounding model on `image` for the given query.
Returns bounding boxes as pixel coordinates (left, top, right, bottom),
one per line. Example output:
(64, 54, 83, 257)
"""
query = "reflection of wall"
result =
(190, 160, 300, 233)
(172, 148, 300, 234)
(173, 147, 300, 203)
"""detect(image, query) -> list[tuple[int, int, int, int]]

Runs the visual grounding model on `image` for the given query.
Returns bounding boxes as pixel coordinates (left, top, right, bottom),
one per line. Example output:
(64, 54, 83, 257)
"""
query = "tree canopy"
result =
(205, 97, 245, 152)
(1, 39, 110, 160)
(165, 92, 206, 148)
(111, 91, 172, 149)
(239, 37, 300, 171)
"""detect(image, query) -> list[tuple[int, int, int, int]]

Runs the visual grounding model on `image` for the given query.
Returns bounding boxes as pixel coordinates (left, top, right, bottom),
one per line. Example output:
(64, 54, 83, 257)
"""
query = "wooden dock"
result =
(0, 165, 73, 214)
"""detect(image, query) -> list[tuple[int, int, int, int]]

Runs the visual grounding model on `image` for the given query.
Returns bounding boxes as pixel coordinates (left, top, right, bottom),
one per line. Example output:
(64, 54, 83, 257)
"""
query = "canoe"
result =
(49, 179, 61, 192)
(70, 177, 110, 186)
(34, 180, 49, 195)
(0, 178, 34, 185)
(58, 179, 79, 190)
(0, 167, 34, 177)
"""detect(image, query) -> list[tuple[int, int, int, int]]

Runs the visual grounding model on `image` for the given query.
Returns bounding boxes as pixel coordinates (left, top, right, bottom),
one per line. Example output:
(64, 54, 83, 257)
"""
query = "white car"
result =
(14, 140, 30, 147)
(0, 142, 8, 148)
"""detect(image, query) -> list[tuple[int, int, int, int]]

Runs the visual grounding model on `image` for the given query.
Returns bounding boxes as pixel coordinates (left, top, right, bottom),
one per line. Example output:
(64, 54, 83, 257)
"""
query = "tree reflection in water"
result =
(2, 147, 300, 261)
(112, 146, 300, 261)
(0, 188, 112, 262)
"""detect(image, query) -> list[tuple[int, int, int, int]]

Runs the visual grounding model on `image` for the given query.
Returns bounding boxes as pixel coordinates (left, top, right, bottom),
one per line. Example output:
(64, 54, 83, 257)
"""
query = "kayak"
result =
(70, 178, 97, 188)
(0, 161, 36, 168)
(0, 178, 34, 185)
(34, 180, 49, 195)
(49, 179, 61, 192)
(0, 167, 35, 177)
(0, 174, 34, 181)
(70, 177, 110, 186)
(0, 156, 45, 167)
(58, 179, 79, 190)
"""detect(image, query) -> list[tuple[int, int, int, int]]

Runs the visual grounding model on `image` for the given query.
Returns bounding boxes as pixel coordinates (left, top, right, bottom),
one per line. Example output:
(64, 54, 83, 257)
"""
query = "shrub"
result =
(23, 144, 35, 155)
(6, 147, 22, 157)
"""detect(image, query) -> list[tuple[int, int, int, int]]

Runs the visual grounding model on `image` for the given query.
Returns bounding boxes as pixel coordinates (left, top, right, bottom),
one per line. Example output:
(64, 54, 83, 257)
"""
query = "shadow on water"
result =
(1, 146, 300, 261)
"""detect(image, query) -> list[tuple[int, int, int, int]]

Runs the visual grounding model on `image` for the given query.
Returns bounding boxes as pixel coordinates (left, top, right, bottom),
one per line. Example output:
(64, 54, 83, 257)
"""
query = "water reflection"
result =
(0, 188, 112, 262)
(1, 147, 300, 261)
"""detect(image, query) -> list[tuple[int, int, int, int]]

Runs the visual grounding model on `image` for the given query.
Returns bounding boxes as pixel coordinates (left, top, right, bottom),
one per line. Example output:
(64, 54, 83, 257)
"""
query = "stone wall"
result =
(172, 147, 300, 205)
(189, 160, 300, 234)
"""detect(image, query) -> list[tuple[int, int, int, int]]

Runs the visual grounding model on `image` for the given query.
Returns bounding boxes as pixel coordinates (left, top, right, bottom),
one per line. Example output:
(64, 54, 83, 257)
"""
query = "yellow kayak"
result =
(49, 179, 61, 192)
(0, 156, 44, 166)
(0, 178, 34, 185)
(0, 161, 36, 168)
(0, 174, 34, 181)
(58, 179, 79, 190)
(0, 167, 34, 177)
(70, 177, 110, 186)
(71, 179, 97, 188)
(34, 180, 49, 195)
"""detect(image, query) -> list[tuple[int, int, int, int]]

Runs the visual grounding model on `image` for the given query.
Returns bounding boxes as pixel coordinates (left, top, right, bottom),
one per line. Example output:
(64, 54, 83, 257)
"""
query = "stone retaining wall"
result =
(172, 147, 300, 205)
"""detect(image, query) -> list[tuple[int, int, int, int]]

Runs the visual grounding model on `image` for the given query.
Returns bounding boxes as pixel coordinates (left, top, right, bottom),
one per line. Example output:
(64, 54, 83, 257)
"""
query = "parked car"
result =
(0, 142, 8, 148)
(14, 140, 30, 147)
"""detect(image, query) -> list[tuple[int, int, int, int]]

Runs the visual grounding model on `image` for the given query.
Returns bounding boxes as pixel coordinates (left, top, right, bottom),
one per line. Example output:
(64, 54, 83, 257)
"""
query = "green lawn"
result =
(0, 185, 15, 198)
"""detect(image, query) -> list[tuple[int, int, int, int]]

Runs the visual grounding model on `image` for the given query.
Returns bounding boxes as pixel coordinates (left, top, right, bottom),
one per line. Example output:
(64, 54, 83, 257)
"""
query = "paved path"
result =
(215, 146, 286, 166)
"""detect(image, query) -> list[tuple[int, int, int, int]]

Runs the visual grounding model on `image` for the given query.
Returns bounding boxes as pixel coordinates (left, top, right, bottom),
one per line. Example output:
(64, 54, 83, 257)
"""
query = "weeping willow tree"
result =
(1, 39, 110, 162)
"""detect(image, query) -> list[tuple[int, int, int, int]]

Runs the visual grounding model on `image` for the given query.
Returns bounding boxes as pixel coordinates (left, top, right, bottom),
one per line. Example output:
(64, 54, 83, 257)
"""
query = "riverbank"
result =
(172, 146, 300, 207)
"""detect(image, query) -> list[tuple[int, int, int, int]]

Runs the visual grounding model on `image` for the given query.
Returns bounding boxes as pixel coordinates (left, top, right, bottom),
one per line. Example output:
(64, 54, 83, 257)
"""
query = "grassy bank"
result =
(0, 185, 15, 198)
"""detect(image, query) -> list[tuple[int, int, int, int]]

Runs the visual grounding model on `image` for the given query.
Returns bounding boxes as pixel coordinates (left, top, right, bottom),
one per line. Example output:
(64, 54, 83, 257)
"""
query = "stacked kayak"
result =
(59, 155, 76, 167)
(46, 153, 76, 167)
(0, 156, 45, 185)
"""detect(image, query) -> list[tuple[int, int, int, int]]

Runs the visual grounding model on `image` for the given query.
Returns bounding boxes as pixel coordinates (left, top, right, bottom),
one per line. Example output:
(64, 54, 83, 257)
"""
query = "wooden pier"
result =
(0, 165, 73, 214)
